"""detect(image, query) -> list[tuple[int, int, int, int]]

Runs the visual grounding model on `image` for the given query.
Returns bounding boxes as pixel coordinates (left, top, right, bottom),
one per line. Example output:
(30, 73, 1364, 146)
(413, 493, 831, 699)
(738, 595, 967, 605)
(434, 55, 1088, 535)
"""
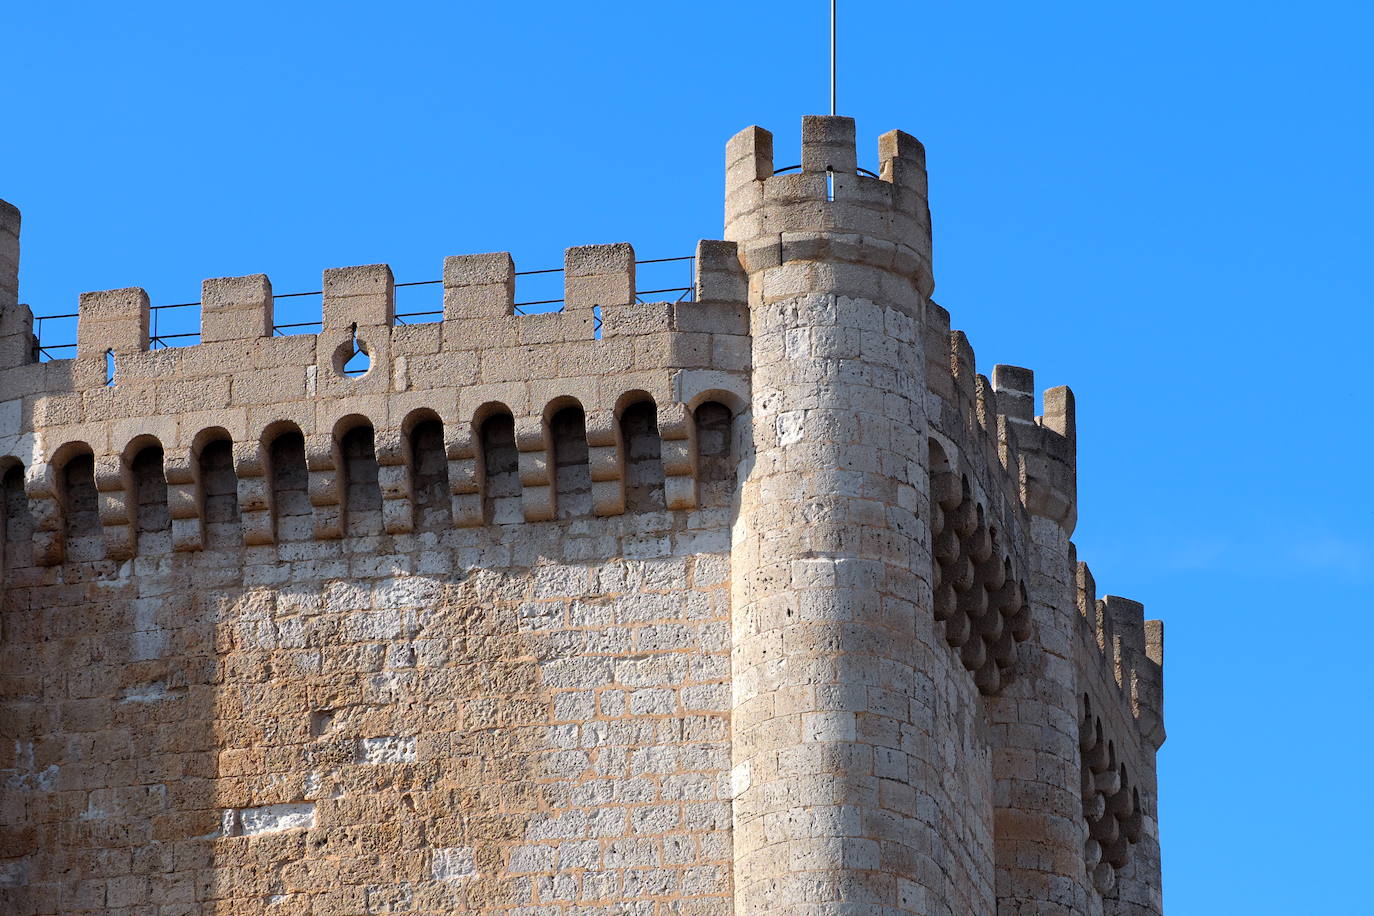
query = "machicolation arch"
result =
(1079, 694, 1145, 896)
(0, 399, 735, 567)
(927, 438, 1032, 695)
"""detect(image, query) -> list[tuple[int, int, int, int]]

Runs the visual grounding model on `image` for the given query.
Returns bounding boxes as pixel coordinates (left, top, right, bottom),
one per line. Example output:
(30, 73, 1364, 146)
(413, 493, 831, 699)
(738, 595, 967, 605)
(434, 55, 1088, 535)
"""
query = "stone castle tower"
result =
(0, 117, 1165, 915)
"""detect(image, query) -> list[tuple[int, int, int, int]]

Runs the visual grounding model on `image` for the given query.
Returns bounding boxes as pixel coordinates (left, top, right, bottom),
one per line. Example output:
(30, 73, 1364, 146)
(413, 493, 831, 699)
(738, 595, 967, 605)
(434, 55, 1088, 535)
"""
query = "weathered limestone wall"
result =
(1, 497, 737, 913)
(0, 115, 1166, 915)
(0, 239, 751, 914)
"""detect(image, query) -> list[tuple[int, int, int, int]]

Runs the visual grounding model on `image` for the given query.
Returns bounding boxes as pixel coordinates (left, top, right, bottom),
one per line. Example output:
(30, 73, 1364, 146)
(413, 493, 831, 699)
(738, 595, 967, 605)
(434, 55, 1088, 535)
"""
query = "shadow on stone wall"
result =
(0, 450, 221, 913)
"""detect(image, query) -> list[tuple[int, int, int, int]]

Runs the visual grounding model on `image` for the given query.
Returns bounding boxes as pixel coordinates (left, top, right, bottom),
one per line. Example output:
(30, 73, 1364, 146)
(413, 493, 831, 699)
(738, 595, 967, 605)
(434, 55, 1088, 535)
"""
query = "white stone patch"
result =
(0, 858, 27, 887)
(33, 765, 57, 791)
(302, 772, 324, 798)
(623, 535, 671, 559)
(4, 764, 58, 793)
(226, 802, 316, 837)
(777, 410, 805, 446)
(730, 761, 751, 799)
(132, 596, 159, 631)
(120, 681, 182, 704)
(357, 736, 416, 764)
(368, 671, 410, 694)
(431, 846, 477, 882)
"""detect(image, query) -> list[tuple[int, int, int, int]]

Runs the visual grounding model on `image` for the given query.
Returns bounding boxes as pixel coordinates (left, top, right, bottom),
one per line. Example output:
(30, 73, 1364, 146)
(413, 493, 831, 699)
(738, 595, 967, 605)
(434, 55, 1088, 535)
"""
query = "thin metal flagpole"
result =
(830, 0, 837, 115)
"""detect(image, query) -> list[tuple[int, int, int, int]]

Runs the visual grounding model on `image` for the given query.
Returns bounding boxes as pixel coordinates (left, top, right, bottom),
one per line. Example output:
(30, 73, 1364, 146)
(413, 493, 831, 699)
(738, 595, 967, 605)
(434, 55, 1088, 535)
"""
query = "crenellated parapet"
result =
(922, 303, 1036, 592)
(991, 363, 1077, 534)
(923, 291, 1164, 913)
(925, 305, 1156, 765)
(1067, 552, 1165, 910)
(922, 302, 1078, 544)
(0, 212, 752, 568)
(1075, 559, 1166, 752)
(0, 200, 19, 310)
(724, 115, 933, 306)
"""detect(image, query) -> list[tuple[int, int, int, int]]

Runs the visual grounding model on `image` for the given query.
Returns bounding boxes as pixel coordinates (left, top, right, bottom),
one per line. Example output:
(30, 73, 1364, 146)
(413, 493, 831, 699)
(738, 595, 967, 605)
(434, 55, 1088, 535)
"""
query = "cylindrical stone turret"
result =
(726, 116, 981, 913)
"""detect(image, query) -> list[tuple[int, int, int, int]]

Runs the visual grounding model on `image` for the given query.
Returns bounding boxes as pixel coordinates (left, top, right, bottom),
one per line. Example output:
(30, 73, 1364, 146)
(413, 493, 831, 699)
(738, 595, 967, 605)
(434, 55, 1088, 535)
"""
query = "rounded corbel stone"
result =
(164, 450, 202, 552)
(511, 414, 554, 522)
(583, 408, 625, 517)
(305, 434, 342, 540)
(445, 425, 482, 528)
(372, 425, 414, 534)
(94, 453, 134, 561)
(24, 462, 63, 566)
(230, 438, 274, 546)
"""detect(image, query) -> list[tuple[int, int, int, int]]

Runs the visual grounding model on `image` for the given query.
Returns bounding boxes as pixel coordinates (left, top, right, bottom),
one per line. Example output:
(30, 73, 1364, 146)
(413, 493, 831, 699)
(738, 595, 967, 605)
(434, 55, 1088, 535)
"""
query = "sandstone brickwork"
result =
(0, 118, 1164, 915)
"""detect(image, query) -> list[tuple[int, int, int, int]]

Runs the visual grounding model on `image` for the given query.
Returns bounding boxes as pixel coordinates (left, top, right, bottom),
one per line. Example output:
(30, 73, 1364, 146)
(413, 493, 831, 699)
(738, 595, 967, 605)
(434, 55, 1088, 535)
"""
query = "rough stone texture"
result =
(0, 117, 1164, 915)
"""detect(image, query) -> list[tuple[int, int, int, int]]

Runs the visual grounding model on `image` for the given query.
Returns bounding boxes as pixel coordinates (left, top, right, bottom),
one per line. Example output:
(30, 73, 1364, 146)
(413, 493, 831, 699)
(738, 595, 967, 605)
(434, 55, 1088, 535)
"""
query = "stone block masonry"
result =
(0, 116, 1164, 915)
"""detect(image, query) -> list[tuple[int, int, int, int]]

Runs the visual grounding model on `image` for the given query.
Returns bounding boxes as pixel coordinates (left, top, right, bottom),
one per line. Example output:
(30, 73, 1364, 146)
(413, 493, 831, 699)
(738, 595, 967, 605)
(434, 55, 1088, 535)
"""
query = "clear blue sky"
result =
(3, 2, 1370, 911)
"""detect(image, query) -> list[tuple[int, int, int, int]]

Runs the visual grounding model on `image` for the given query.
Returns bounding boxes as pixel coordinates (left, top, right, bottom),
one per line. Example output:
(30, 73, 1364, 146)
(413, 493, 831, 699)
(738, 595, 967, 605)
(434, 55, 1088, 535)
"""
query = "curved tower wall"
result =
(724, 116, 996, 913)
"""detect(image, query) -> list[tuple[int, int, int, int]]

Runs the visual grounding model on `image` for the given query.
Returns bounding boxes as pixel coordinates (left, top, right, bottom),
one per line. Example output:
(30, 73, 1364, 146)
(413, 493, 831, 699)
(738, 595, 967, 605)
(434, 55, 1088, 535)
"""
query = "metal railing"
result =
(29, 256, 697, 360)
(33, 313, 77, 360)
(772, 164, 881, 178)
(150, 301, 201, 349)
(631, 256, 696, 305)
